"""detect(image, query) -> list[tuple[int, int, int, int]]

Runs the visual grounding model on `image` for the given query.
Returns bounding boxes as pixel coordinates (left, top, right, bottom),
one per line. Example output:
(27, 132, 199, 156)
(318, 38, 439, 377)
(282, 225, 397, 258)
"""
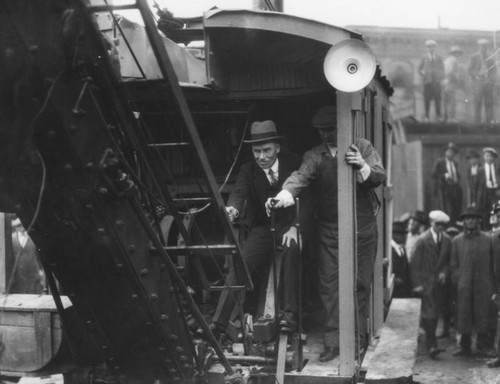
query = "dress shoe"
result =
(429, 347, 444, 359)
(452, 347, 472, 356)
(280, 311, 297, 332)
(486, 357, 500, 368)
(319, 347, 339, 362)
(476, 348, 496, 358)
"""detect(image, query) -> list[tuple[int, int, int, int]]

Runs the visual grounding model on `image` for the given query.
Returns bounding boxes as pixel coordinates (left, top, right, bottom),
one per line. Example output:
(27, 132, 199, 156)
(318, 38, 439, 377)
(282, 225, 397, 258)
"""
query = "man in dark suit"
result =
(468, 38, 498, 123)
(477, 147, 500, 229)
(431, 142, 462, 223)
(267, 105, 387, 361)
(212, 120, 301, 333)
(410, 210, 451, 358)
(418, 40, 445, 122)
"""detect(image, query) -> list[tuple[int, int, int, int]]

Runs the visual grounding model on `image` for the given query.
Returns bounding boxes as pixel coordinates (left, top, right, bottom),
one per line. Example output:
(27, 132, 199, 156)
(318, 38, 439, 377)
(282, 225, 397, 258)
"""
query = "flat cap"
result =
(425, 39, 437, 47)
(483, 147, 498, 157)
(429, 210, 450, 224)
(410, 210, 428, 225)
(311, 105, 336, 128)
(450, 45, 463, 54)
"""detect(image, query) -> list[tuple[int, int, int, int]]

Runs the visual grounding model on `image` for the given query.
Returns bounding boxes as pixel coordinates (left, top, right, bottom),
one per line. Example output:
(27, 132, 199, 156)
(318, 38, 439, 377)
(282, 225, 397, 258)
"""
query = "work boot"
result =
(280, 311, 297, 333)
(318, 347, 339, 362)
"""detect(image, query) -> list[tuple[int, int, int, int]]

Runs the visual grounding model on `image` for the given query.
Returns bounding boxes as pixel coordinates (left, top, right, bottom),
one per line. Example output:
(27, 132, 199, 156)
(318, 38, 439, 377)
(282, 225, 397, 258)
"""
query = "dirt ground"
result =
(413, 323, 500, 384)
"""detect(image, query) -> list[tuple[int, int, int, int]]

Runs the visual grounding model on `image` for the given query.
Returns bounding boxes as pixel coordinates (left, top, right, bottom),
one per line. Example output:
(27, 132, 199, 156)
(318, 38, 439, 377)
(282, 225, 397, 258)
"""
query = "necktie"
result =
(436, 233, 441, 252)
(490, 164, 497, 188)
(449, 161, 456, 183)
(268, 168, 278, 186)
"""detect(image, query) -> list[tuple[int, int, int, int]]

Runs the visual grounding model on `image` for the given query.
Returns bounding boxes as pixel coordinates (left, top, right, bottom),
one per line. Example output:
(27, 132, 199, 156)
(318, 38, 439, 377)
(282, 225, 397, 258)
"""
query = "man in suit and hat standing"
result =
(450, 206, 495, 356)
(410, 210, 451, 358)
(418, 40, 445, 122)
(468, 38, 497, 123)
(466, 150, 482, 207)
(431, 142, 462, 223)
(478, 147, 500, 228)
(443, 45, 465, 122)
(266, 105, 386, 361)
(212, 120, 302, 334)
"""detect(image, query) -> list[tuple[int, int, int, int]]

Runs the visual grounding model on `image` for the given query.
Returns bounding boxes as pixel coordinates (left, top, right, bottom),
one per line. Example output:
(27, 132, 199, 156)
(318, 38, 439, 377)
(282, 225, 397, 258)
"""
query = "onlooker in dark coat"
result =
(450, 206, 495, 357)
(432, 142, 462, 223)
(418, 39, 445, 122)
(392, 221, 411, 298)
(410, 210, 451, 358)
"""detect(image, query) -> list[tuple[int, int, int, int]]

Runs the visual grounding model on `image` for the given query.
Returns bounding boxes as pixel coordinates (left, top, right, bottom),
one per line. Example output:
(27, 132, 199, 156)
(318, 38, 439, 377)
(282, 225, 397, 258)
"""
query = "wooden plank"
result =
(0, 294, 71, 312)
(263, 251, 283, 319)
(337, 92, 356, 377)
(365, 298, 421, 384)
(276, 333, 288, 384)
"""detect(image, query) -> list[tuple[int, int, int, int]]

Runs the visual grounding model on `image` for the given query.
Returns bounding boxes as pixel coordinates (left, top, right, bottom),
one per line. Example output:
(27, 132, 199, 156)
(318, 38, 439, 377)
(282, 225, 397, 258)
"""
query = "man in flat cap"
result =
(443, 45, 465, 122)
(410, 210, 451, 358)
(466, 150, 481, 207)
(451, 206, 495, 357)
(468, 38, 497, 123)
(405, 210, 428, 263)
(478, 147, 500, 228)
(418, 40, 445, 122)
(212, 120, 303, 334)
(266, 105, 386, 361)
(431, 142, 462, 223)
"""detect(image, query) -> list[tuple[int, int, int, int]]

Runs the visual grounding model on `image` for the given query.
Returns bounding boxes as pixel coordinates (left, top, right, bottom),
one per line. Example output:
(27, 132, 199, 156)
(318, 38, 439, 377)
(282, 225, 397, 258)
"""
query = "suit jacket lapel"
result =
(252, 164, 268, 207)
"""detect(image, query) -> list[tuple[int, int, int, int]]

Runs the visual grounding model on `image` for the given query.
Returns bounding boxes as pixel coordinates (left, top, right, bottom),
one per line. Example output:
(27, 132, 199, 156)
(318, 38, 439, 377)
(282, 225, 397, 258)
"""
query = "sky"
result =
(151, 0, 500, 31)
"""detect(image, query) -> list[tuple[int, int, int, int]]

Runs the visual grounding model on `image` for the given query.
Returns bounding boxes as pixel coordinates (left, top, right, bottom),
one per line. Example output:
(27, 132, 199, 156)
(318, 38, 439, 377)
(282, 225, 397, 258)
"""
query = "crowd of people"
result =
(418, 38, 498, 123)
(392, 201, 500, 366)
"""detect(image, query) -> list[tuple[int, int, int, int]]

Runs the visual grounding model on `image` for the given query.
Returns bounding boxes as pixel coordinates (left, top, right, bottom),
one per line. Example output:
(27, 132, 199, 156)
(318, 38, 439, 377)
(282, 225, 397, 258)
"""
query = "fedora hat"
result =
(460, 206, 482, 220)
(244, 120, 284, 144)
(442, 142, 459, 154)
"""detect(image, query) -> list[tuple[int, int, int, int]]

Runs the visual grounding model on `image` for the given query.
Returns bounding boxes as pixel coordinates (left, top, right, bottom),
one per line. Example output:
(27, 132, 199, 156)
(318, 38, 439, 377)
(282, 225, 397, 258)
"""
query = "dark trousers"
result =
(319, 220, 378, 348)
(423, 82, 442, 118)
(422, 318, 438, 350)
(459, 333, 490, 351)
(473, 81, 494, 123)
(212, 225, 298, 327)
(440, 279, 454, 333)
(439, 183, 462, 224)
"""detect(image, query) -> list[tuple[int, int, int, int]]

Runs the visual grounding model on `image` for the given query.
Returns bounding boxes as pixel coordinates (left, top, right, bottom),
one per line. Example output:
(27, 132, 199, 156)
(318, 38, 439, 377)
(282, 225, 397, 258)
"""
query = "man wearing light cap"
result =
(266, 105, 386, 361)
(478, 147, 500, 228)
(450, 206, 495, 357)
(468, 38, 497, 123)
(418, 39, 445, 122)
(410, 210, 451, 358)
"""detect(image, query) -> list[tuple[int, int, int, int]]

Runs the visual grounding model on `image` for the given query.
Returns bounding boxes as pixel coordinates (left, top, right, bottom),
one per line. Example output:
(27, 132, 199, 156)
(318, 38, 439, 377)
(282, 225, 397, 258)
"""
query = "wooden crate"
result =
(0, 294, 71, 374)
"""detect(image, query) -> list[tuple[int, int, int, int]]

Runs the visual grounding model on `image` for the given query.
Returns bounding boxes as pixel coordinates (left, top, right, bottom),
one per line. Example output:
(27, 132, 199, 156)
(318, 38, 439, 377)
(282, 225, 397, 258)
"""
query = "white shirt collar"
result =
(265, 158, 279, 174)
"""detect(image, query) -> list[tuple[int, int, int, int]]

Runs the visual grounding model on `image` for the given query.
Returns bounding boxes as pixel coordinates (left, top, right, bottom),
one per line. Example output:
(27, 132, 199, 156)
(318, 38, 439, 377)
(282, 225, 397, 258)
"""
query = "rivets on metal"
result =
(183, 363, 192, 370)
(47, 129, 56, 138)
(150, 293, 158, 301)
(98, 187, 108, 195)
(160, 264, 167, 270)
(63, 163, 73, 172)
(179, 355, 187, 362)
(169, 368, 177, 375)
(69, 124, 77, 132)
(140, 268, 149, 276)
(175, 346, 184, 353)
(146, 321, 153, 326)
(168, 287, 175, 293)
(160, 314, 169, 322)
(128, 245, 136, 253)
(85, 204, 94, 211)
(116, 263, 123, 269)
(131, 294, 139, 300)
(86, 162, 94, 169)
(86, 320, 92, 325)
(115, 220, 124, 229)
(97, 228, 105, 234)
(102, 345, 109, 350)
(164, 358, 172, 365)
(158, 346, 165, 352)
